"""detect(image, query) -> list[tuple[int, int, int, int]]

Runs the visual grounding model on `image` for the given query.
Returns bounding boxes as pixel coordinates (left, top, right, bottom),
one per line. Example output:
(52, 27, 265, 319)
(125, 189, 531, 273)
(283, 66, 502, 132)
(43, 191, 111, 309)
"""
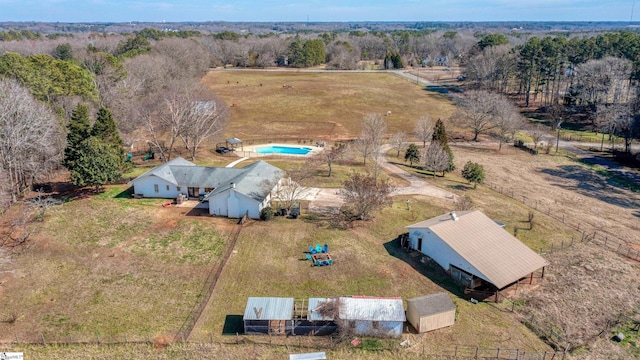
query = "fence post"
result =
(15, 334, 18, 344)
(475, 346, 479, 359)
(562, 214, 564, 223)
(41, 333, 46, 345)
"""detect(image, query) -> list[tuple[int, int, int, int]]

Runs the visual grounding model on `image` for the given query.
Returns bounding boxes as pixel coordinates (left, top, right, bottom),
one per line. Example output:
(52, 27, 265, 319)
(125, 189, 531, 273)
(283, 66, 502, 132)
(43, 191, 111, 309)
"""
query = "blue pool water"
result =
(255, 145, 312, 155)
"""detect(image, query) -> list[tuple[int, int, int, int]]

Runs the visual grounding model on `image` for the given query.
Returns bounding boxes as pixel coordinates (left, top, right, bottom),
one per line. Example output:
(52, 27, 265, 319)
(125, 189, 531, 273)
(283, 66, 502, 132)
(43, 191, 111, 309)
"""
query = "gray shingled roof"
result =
(129, 158, 284, 202)
(128, 157, 196, 186)
(406, 210, 549, 289)
(407, 292, 455, 317)
(206, 160, 285, 201)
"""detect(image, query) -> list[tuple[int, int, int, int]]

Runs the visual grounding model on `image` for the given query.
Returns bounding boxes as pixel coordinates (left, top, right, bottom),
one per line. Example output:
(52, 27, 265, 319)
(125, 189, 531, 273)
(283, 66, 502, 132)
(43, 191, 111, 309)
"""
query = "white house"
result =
(128, 157, 284, 219)
(406, 211, 549, 297)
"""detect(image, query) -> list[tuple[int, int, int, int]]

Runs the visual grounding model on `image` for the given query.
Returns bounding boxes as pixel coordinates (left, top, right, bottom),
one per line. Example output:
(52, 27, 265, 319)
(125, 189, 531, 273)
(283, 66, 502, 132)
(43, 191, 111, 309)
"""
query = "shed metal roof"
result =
(407, 292, 456, 317)
(308, 298, 336, 321)
(338, 297, 405, 322)
(243, 297, 294, 321)
(406, 210, 549, 289)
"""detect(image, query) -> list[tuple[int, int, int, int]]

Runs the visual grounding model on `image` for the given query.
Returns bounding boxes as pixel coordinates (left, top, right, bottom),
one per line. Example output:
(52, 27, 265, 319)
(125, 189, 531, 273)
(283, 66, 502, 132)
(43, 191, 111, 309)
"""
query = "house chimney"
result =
(450, 211, 458, 221)
(230, 182, 236, 189)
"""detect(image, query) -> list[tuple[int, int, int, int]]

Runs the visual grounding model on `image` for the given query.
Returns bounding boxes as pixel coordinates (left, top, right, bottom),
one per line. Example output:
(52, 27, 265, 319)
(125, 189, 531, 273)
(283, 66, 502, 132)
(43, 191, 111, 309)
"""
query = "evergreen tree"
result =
(404, 143, 420, 166)
(462, 161, 485, 189)
(69, 137, 123, 191)
(63, 104, 91, 170)
(92, 106, 123, 146)
(432, 119, 455, 172)
(288, 37, 305, 67)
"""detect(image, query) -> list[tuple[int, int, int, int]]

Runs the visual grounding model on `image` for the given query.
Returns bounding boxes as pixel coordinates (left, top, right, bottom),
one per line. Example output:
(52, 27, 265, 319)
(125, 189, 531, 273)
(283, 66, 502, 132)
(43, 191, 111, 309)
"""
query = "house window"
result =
(154, 184, 159, 193)
(166, 185, 170, 191)
(204, 188, 213, 193)
(177, 186, 181, 191)
(372, 322, 380, 329)
(348, 320, 356, 329)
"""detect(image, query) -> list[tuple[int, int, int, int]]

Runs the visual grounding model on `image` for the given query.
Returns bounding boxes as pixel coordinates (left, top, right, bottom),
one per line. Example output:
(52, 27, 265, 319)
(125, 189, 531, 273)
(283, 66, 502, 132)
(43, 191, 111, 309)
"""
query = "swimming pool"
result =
(255, 145, 313, 155)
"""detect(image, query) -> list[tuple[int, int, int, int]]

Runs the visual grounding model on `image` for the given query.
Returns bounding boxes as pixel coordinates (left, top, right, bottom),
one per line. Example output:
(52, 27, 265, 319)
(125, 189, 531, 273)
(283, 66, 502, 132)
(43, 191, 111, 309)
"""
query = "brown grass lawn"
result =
(189, 196, 550, 354)
(0, 185, 238, 342)
(2, 71, 639, 359)
(202, 70, 456, 140)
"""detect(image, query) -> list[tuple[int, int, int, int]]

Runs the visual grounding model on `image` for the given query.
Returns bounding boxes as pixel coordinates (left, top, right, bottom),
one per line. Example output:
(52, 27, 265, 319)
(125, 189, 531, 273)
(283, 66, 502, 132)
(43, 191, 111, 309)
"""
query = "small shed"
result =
(406, 293, 456, 333)
(243, 297, 294, 335)
(338, 296, 406, 338)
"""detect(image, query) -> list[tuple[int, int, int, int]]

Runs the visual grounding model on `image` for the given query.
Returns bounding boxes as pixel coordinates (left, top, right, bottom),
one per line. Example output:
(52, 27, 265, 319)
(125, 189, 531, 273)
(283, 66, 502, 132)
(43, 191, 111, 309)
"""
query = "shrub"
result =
(260, 207, 275, 221)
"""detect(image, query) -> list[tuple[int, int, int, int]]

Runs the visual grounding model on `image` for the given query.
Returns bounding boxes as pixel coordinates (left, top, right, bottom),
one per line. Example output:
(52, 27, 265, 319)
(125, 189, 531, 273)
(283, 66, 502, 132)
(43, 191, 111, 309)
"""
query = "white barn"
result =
(406, 211, 548, 301)
(128, 157, 284, 219)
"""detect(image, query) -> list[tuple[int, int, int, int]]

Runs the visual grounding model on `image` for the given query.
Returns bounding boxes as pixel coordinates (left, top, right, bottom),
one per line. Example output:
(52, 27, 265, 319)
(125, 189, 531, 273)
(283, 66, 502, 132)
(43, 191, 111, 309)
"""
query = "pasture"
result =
(202, 70, 456, 140)
(2, 70, 640, 359)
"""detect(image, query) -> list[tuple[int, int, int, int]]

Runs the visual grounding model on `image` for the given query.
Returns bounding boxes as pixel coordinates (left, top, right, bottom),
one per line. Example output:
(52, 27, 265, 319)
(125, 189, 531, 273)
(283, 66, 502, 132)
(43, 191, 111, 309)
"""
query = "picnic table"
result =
(311, 253, 333, 266)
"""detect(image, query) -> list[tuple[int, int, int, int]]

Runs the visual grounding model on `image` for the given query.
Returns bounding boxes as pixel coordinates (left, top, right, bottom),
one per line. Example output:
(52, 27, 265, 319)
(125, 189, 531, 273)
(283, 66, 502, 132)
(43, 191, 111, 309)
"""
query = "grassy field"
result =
(0, 185, 238, 342)
(2, 70, 639, 359)
(202, 70, 456, 140)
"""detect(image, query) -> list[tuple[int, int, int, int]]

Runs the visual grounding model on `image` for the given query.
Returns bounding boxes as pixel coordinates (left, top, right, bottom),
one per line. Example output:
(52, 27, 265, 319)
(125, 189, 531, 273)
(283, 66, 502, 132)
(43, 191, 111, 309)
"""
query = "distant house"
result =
(337, 296, 405, 338)
(406, 292, 456, 333)
(406, 210, 549, 302)
(128, 157, 284, 219)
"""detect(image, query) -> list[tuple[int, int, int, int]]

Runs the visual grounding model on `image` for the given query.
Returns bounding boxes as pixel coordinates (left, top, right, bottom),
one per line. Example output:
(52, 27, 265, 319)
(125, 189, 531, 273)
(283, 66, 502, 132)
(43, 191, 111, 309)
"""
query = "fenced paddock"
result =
(2, 332, 568, 360)
(484, 181, 640, 262)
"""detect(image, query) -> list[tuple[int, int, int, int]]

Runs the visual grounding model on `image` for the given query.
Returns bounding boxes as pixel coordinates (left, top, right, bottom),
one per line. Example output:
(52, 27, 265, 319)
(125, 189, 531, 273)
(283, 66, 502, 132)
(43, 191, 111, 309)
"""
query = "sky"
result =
(0, 0, 637, 23)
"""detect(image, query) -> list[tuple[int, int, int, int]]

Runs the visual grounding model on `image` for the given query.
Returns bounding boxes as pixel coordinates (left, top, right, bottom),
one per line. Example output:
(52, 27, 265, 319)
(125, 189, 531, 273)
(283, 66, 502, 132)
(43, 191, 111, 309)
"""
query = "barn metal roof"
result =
(407, 292, 456, 317)
(308, 298, 336, 321)
(243, 297, 294, 321)
(406, 210, 549, 289)
(338, 297, 405, 322)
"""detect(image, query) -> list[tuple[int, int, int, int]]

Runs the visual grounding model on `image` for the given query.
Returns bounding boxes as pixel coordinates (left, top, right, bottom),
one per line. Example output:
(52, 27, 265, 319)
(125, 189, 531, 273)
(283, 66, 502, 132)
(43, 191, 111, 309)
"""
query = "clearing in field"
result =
(202, 70, 456, 140)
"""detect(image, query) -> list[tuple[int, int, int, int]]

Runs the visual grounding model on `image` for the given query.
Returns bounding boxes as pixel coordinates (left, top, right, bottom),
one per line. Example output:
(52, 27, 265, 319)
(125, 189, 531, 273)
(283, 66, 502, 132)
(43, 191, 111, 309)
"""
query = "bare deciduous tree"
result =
(492, 95, 525, 150)
(0, 80, 62, 208)
(354, 113, 387, 177)
(338, 171, 394, 222)
(527, 123, 548, 149)
(423, 141, 449, 176)
(316, 142, 348, 177)
(464, 45, 516, 94)
(453, 90, 499, 141)
(270, 159, 318, 211)
(414, 115, 433, 148)
(389, 132, 407, 157)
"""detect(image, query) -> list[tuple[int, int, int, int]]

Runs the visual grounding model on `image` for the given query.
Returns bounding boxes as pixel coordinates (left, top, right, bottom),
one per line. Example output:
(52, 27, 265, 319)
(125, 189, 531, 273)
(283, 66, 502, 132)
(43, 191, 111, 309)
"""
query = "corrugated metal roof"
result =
(407, 292, 456, 317)
(406, 210, 549, 289)
(289, 352, 326, 360)
(308, 298, 336, 321)
(338, 297, 405, 322)
(243, 297, 294, 321)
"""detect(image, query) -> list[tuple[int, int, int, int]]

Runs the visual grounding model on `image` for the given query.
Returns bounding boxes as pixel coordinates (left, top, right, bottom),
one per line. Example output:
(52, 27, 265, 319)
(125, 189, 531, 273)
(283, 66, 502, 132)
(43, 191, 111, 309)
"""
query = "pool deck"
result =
(233, 143, 324, 158)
